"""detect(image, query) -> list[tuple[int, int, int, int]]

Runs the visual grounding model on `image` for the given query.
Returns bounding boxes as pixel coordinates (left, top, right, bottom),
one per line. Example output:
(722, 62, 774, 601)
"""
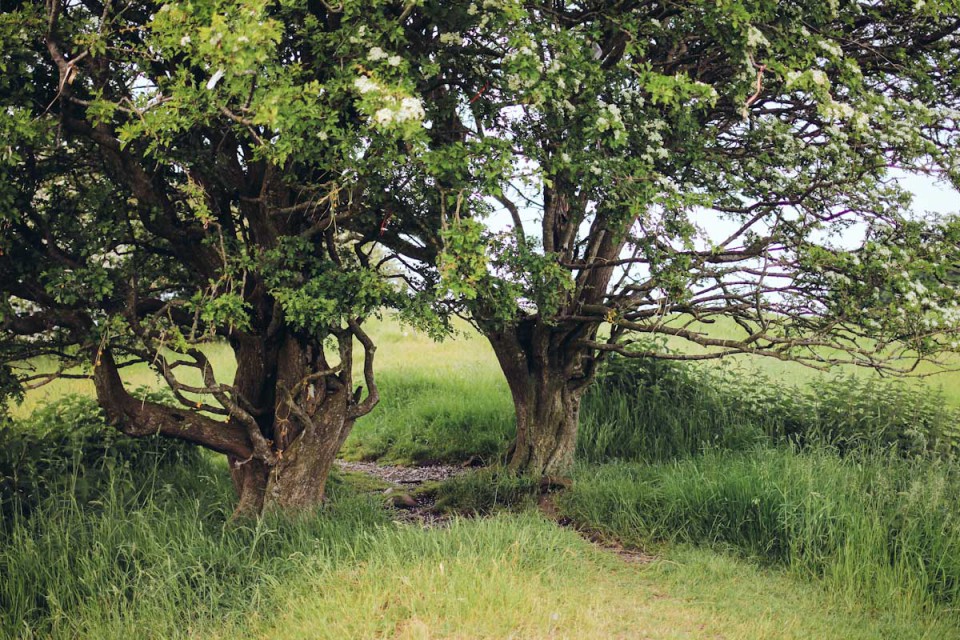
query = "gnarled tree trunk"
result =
(95, 318, 378, 518)
(506, 368, 582, 476)
(486, 317, 599, 478)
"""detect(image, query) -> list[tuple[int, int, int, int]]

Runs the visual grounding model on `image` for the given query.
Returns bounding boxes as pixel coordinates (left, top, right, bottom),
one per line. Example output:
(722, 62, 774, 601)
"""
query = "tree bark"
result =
(94, 324, 370, 518)
(486, 319, 594, 478)
(505, 368, 582, 477)
(263, 386, 354, 512)
(229, 457, 270, 518)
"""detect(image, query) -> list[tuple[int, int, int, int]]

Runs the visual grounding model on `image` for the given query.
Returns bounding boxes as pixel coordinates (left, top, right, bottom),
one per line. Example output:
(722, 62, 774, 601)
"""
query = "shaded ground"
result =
(338, 459, 657, 564)
(336, 459, 467, 485)
(336, 459, 467, 525)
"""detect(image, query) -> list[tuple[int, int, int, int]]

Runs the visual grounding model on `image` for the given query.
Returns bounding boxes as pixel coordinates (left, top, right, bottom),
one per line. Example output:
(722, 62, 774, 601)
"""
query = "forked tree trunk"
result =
(225, 395, 355, 517)
(95, 325, 370, 519)
(226, 334, 360, 517)
(263, 386, 354, 511)
(487, 319, 594, 479)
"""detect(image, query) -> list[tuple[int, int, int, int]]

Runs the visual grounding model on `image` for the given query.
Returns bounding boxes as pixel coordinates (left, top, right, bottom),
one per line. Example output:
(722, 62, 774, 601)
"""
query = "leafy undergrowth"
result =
(0, 394, 199, 521)
(560, 447, 960, 625)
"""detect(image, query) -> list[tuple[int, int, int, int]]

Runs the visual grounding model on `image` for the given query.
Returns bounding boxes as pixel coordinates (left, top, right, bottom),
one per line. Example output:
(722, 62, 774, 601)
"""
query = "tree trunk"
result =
(506, 369, 582, 477)
(94, 324, 368, 518)
(263, 386, 354, 512)
(225, 388, 356, 517)
(229, 457, 270, 518)
(486, 320, 592, 478)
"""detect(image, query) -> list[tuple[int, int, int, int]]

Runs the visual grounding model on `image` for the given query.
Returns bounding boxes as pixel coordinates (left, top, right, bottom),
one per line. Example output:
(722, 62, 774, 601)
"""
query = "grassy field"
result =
(14, 314, 960, 418)
(3, 317, 960, 638)
(2, 457, 954, 640)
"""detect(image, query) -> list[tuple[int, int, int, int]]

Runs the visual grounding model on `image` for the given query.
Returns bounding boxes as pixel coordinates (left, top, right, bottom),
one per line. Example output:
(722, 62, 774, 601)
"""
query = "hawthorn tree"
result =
(0, 0, 443, 515)
(367, 1, 960, 476)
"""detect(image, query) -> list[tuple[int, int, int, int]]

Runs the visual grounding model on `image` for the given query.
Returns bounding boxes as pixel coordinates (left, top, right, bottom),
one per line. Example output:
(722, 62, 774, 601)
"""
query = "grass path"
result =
(218, 464, 959, 640)
(213, 510, 953, 640)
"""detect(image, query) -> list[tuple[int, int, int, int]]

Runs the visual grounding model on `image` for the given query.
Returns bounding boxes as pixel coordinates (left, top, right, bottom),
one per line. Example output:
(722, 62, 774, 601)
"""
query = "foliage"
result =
(375, 0, 960, 361)
(0, 1, 453, 507)
(0, 393, 198, 521)
(561, 448, 960, 620)
(354, 0, 960, 476)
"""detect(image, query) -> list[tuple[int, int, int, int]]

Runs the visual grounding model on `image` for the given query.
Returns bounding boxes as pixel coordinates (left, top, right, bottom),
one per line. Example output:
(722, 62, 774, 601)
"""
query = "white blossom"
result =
(374, 108, 394, 126)
(353, 76, 379, 94)
(818, 39, 843, 58)
(368, 47, 388, 61)
(810, 69, 829, 87)
(746, 26, 768, 48)
(387, 55, 403, 67)
(179, 35, 191, 46)
(397, 97, 425, 121)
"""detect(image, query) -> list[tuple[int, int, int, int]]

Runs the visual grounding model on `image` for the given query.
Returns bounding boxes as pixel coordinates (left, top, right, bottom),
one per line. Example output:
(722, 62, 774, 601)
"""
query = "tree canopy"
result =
(0, 0, 446, 514)
(2, 0, 960, 493)
(366, 0, 960, 474)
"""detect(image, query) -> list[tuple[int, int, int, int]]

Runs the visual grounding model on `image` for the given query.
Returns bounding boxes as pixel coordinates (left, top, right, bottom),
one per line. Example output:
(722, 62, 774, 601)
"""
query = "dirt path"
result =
(336, 460, 466, 485)
(338, 460, 656, 563)
(537, 493, 657, 564)
(335, 459, 466, 525)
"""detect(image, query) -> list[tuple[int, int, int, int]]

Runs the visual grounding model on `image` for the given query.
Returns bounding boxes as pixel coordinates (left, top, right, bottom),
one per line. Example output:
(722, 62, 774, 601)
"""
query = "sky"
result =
(487, 172, 959, 249)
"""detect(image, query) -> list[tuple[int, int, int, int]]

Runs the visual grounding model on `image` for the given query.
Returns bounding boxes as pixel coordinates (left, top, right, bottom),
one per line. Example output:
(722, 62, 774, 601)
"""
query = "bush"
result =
(578, 356, 960, 462)
(0, 393, 200, 520)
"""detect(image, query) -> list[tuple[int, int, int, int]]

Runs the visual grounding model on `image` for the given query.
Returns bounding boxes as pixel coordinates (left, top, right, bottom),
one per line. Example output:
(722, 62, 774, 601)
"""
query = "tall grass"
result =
(340, 369, 513, 465)
(0, 455, 387, 639)
(561, 448, 960, 620)
(579, 355, 960, 463)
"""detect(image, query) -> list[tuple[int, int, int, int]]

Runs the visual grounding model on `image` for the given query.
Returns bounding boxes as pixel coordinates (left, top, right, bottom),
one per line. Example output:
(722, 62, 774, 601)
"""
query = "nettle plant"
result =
(0, 0, 445, 515)
(368, 1, 960, 475)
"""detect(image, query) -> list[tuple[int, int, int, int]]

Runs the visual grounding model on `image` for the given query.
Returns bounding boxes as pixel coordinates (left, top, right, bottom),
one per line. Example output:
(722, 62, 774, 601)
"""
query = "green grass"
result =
(3, 458, 951, 639)
(0, 457, 388, 639)
(5, 315, 960, 637)
(339, 368, 513, 465)
(579, 355, 960, 463)
(232, 517, 952, 640)
(561, 448, 960, 623)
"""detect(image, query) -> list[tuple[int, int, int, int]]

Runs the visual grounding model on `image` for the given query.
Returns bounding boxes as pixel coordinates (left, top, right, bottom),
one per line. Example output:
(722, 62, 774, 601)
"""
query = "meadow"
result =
(2, 318, 960, 638)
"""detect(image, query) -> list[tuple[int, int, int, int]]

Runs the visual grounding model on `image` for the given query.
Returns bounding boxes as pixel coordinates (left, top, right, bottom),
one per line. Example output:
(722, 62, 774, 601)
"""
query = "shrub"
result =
(0, 393, 200, 520)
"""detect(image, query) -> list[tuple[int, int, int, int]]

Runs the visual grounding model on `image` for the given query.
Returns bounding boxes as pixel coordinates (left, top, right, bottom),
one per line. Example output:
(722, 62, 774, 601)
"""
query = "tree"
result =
(0, 0, 442, 515)
(369, 1, 960, 476)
